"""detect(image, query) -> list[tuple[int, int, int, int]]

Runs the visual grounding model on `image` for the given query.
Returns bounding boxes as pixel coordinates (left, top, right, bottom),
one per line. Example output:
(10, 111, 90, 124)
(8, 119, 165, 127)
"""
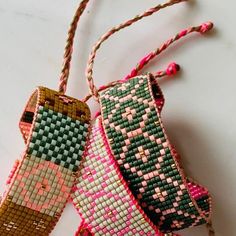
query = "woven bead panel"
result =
(187, 181, 211, 218)
(8, 155, 74, 216)
(28, 106, 88, 172)
(99, 74, 211, 232)
(72, 117, 162, 236)
(0, 200, 55, 236)
(0, 87, 90, 235)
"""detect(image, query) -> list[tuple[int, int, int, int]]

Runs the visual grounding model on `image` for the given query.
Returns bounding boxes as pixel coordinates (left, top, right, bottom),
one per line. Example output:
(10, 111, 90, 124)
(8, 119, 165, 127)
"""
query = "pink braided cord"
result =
(82, 63, 180, 102)
(83, 22, 213, 102)
(85, 0, 188, 100)
(124, 22, 213, 80)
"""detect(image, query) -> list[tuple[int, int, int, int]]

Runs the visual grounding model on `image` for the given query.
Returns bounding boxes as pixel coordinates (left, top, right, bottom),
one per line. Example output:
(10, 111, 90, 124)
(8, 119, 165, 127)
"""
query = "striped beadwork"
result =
(0, 87, 90, 236)
(72, 117, 162, 236)
(99, 74, 212, 232)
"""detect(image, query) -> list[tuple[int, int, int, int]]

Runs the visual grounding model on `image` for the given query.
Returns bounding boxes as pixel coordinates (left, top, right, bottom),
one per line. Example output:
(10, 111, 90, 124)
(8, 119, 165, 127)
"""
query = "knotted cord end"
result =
(200, 22, 214, 34)
(166, 62, 180, 76)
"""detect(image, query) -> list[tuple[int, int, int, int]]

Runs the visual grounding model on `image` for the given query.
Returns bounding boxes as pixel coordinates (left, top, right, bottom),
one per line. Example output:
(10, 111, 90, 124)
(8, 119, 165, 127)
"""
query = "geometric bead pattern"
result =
(9, 155, 74, 217)
(187, 181, 211, 219)
(100, 75, 211, 231)
(71, 117, 162, 236)
(28, 106, 88, 172)
(0, 87, 91, 235)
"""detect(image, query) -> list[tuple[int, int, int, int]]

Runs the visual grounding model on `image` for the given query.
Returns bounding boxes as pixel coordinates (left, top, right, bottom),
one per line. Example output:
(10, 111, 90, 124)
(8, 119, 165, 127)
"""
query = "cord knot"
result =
(200, 22, 214, 33)
(166, 62, 180, 76)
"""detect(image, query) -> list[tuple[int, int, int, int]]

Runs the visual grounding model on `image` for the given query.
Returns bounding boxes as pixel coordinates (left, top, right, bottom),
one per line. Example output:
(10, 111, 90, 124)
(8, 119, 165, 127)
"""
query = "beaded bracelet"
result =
(72, 117, 164, 236)
(69, 0, 215, 234)
(0, 0, 91, 234)
(0, 0, 216, 235)
(99, 74, 212, 232)
(95, 22, 215, 233)
(0, 87, 90, 235)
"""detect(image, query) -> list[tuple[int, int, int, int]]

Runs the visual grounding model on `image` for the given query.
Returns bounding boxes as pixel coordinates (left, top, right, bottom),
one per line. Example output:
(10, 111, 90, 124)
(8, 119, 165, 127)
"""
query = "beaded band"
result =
(72, 117, 164, 236)
(99, 75, 212, 232)
(0, 87, 90, 235)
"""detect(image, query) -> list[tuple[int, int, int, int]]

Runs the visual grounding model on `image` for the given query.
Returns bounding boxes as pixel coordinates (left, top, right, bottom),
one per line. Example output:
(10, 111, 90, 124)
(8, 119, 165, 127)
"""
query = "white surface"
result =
(0, 0, 235, 235)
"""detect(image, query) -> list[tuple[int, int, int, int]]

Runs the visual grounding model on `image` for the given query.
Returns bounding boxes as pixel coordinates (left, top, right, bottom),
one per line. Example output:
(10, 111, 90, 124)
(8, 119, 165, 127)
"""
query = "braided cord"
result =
(59, 0, 90, 94)
(85, 0, 188, 100)
(125, 22, 213, 80)
(82, 63, 180, 103)
(83, 22, 213, 102)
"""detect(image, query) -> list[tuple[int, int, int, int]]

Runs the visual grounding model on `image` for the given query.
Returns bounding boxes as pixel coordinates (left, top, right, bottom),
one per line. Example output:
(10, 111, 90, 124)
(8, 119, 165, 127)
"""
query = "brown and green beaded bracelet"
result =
(0, 87, 90, 235)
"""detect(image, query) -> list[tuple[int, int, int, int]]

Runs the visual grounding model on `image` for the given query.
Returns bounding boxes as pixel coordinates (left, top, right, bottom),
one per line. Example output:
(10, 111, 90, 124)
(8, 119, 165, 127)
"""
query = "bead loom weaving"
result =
(0, 0, 216, 235)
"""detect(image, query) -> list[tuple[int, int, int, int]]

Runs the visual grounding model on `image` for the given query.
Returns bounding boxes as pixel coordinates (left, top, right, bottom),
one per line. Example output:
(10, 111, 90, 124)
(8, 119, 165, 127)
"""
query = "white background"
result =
(0, 0, 235, 235)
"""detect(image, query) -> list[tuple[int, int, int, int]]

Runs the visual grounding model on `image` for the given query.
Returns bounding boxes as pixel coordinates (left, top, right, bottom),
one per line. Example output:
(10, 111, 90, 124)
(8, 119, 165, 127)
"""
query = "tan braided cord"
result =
(85, 0, 188, 100)
(59, 0, 90, 94)
(58, 0, 188, 95)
